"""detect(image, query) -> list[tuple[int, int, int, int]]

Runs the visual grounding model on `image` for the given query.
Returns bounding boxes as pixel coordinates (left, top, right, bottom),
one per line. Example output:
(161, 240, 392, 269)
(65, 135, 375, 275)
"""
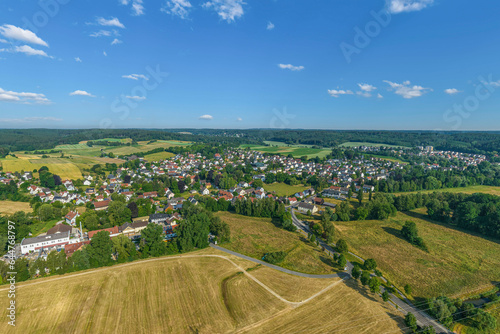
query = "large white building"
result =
(20, 231, 71, 255)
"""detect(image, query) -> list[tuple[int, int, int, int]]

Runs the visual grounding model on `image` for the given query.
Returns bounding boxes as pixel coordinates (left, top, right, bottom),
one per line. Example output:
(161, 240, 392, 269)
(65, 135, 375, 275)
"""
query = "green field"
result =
(263, 183, 310, 197)
(339, 142, 408, 148)
(394, 185, 500, 197)
(217, 212, 338, 275)
(240, 141, 332, 159)
(335, 209, 500, 299)
(143, 151, 175, 162)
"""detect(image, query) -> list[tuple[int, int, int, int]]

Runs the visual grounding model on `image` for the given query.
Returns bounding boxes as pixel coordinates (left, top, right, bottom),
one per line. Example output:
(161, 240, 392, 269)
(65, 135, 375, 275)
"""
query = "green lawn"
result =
(217, 212, 338, 275)
(30, 219, 61, 236)
(335, 210, 500, 299)
(263, 183, 310, 197)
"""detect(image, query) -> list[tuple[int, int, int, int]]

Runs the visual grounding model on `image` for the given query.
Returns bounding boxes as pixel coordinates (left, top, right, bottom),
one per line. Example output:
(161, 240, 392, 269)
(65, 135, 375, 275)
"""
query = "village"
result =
(1, 144, 489, 264)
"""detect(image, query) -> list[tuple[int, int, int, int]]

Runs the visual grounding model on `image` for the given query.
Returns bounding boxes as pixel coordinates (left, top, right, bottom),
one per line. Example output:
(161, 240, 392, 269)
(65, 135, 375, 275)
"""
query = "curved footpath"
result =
(210, 244, 348, 279)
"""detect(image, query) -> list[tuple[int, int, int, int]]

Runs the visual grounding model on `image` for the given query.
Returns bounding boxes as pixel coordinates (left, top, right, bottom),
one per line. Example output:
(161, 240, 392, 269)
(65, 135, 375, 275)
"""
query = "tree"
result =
(351, 265, 361, 279)
(368, 277, 381, 294)
(360, 271, 371, 286)
(404, 284, 412, 295)
(127, 202, 139, 218)
(38, 204, 53, 221)
(86, 231, 113, 267)
(404, 312, 418, 333)
(382, 291, 390, 302)
(108, 201, 131, 225)
(140, 224, 166, 257)
(364, 258, 377, 271)
(112, 234, 137, 262)
(336, 239, 348, 253)
(337, 254, 347, 268)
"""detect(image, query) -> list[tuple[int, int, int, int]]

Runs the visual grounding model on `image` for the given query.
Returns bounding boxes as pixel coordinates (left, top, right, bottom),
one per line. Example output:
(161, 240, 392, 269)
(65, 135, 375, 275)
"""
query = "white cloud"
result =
(267, 22, 275, 30)
(202, 0, 245, 23)
(278, 64, 304, 71)
(377, 93, 383, 98)
(356, 83, 377, 97)
(237, 117, 242, 121)
(70, 90, 95, 97)
(125, 95, 146, 100)
(111, 38, 123, 45)
(487, 80, 500, 87)
(384, 80, 432, 99)
(358, 83, 377, 92)
(75, 57, 82, 62)
(327, 89, 354, 98)
(387, 0, 434, 14)
(90, 30, 114, 38)
(444, 88, 461, 95)
(103, 51, 108, 56)
(120, 0, 145, 16)
(162, 0, 192, 19)
(0, 87, 50, 104)
(0, 45, 52, 58)
(0, 38, 7, 43)
(0, 24, 48, 47)
(132, 0, 145, 15)
(122, 74, 149, 80)
(96, 17, 125, 28)
(199, 114, 213, 120)
(0, 117, 62, 123)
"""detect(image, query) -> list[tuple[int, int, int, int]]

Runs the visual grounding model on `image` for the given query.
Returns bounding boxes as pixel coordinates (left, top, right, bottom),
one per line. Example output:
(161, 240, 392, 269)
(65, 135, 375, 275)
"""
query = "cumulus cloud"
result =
(327, 89, 354, 98)
(69, 90, 95, 97)
(199, 114, 213, 120)
(0, 24, 48, 47)
(162, 0, 193, 19)
(75, 57, 82, 62)
(0, 87, 51, 104)
(236, 117, 242, 121)
(356, 83, 377, 97)
(0, 117, 62, 123)
(122, 74, 149, 80)
(487, 80, 500, 87)
(384, 80, 432, 99)
(278, 64, 304, 71)
(267, 22, 275, 30)
(111, 38, 123, 45)
(377, 93, 384, 98)
(444, 88, 461, 95)
(0, 45, 52, 58)
(387, 0, 434, 14)
(96, 17, 125, 28)
(202, 0, 245, 23)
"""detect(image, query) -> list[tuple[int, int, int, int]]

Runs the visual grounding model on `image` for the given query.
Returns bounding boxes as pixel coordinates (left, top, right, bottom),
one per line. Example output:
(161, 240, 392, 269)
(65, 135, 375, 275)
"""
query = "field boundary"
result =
(0, 252, 344, 308)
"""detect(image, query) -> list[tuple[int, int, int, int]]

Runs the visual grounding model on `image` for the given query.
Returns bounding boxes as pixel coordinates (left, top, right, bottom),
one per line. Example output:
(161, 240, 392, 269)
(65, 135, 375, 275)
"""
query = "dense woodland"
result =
(2, 129, 500, 157)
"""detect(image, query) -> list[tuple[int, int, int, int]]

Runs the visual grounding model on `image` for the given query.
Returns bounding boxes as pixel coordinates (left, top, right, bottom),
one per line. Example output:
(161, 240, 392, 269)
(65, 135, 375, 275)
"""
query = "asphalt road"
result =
(210, 244, 346, 279)
(289, 206, 452, 334)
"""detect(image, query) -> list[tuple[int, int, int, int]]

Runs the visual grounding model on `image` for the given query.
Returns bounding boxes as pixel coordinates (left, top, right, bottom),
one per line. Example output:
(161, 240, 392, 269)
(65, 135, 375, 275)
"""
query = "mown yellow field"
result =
(0, 156, 82, 179)
(0, 249, 404, 334)
(0, 200, 31, 215)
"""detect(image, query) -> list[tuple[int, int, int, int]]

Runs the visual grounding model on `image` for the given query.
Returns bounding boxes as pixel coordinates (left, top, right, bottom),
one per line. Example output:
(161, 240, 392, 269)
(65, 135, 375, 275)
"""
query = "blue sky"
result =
(1, 0, 500, 130)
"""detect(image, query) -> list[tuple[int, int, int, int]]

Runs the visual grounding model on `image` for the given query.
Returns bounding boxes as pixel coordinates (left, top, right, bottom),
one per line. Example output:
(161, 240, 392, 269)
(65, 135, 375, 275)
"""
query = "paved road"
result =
(289, 206, 452, 334)
(210, 244, 347, 279)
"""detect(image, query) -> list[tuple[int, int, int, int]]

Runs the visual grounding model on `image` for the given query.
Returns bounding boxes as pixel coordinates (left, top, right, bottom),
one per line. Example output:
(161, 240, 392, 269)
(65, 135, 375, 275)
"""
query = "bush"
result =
(263, 251, 287, 265)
